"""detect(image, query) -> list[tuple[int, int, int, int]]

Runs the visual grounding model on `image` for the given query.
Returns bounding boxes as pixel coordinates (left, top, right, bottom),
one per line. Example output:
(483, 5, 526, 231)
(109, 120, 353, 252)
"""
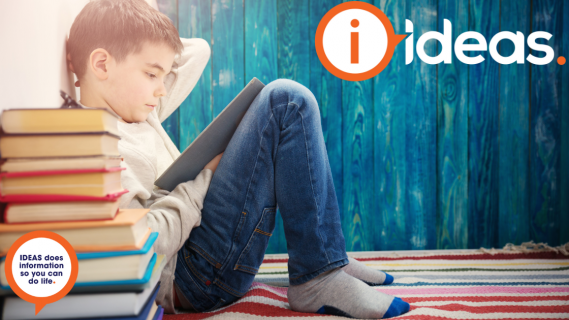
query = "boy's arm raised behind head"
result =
(157, 38, 211, 123)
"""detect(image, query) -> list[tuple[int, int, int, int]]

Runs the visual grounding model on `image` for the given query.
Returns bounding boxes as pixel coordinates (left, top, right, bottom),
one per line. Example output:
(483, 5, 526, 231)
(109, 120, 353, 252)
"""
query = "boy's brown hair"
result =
(67, 0, 183, 80)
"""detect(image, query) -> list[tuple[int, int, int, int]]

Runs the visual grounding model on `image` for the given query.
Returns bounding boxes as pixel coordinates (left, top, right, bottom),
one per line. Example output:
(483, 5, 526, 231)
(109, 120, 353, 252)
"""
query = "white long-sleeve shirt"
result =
(115, 37, 213, 314)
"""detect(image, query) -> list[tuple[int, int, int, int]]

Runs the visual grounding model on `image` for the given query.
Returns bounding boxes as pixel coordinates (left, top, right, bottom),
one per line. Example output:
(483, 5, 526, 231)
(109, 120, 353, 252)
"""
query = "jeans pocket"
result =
(234, 206, 277, 275)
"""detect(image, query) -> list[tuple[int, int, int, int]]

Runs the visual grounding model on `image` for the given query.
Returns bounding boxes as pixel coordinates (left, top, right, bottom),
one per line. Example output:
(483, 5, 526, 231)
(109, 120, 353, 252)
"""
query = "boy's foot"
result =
(342, 257, 394, 285)
(287, 268, 410, 319)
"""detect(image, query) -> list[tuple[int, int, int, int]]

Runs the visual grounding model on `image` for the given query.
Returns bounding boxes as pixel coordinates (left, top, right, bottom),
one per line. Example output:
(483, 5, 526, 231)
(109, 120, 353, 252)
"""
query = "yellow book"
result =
(1, 108, 119, 136)
(0, 155, 123, 172)
(0, 132, 120, 158)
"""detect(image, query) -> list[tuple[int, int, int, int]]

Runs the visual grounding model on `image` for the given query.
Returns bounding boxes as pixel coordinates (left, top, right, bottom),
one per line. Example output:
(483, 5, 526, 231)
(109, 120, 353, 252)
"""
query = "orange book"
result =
(0, 208, 150, 255)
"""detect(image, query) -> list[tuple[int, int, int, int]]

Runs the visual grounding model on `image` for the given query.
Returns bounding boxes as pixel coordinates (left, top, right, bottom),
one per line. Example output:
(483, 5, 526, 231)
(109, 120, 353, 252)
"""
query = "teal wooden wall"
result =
(157, 0, 569, 253)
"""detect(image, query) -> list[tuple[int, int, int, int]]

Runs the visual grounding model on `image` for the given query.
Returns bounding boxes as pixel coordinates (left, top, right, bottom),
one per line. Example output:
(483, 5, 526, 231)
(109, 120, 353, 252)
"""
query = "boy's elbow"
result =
(181, 37, 211, 62)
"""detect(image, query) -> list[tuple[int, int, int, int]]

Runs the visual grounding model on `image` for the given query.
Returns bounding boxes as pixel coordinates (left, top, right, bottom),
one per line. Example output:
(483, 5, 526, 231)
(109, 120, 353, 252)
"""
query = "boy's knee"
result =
(265, 79, 319, 116)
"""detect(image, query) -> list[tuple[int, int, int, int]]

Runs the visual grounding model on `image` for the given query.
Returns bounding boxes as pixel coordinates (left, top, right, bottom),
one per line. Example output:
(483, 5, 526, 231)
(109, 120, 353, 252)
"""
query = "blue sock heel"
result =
(383, 297, 410, 318)
(383, 272, 394, 285)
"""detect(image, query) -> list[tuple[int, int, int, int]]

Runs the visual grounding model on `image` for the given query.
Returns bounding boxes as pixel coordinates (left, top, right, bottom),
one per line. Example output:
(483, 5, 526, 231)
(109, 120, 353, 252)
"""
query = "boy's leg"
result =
(173, 79, 408, 318)
(174, 78, 346, 311)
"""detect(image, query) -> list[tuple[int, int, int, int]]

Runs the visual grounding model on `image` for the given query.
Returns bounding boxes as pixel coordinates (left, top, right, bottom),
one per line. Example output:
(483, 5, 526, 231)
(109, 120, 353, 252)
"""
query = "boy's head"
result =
(67, 0, 183, 123)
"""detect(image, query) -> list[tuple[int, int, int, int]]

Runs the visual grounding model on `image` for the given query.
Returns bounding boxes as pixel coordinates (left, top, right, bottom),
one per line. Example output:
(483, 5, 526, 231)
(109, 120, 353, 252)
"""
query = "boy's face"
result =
(104, 41, 176, 123)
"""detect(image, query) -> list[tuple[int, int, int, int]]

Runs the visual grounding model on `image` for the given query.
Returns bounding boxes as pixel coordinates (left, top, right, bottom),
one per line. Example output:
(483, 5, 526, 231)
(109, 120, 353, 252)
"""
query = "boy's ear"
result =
(89, 48, 112, 81)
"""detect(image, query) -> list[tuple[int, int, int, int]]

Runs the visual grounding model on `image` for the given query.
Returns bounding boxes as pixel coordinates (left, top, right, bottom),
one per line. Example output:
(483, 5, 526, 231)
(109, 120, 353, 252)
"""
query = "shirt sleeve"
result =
(156, 37, 211, 123)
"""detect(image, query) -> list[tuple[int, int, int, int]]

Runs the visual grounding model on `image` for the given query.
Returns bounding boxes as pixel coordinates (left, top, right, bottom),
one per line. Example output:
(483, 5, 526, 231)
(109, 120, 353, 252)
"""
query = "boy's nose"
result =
(155, 81, 167, 97)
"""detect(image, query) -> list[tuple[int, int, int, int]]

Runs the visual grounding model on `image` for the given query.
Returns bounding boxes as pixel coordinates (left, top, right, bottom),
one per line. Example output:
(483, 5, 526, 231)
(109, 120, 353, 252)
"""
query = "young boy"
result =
(66, 0, 410, 318)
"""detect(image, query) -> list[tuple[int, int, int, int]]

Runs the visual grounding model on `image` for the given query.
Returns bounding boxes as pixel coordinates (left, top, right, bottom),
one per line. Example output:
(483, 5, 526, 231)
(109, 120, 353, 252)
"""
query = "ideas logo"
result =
(315, 1, 406, 81)
(315, 2, 565, 82)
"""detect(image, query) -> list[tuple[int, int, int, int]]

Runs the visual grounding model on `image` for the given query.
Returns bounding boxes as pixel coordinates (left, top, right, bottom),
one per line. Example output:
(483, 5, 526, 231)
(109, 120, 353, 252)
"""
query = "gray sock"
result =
(287, 268, 409, 319)
(342, 257, 393, 285)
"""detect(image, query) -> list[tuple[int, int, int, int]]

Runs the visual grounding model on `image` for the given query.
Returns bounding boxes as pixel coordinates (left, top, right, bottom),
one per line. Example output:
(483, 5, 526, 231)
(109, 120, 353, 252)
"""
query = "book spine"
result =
(2, 203, 9, 223)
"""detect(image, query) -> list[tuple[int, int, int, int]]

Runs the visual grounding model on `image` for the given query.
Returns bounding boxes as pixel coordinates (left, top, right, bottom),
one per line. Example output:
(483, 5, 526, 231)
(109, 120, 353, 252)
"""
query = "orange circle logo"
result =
(315, 2, 407, 81)
(4, 231, 79, 315)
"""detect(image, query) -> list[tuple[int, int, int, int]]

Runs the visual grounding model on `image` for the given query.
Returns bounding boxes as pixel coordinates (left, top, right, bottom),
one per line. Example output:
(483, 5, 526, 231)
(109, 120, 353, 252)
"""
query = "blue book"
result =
(152, 305, 163, 320)
(64, 282, 161, 320)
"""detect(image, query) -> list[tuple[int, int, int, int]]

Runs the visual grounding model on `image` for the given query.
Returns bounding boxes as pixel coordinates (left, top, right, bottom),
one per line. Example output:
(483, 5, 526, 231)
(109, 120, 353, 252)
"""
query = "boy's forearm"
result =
(157, 38, 211, 123)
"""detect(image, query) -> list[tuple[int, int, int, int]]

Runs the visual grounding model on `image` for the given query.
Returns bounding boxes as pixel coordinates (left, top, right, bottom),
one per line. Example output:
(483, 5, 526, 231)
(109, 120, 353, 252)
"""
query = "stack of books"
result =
(0, 107, 165, 320)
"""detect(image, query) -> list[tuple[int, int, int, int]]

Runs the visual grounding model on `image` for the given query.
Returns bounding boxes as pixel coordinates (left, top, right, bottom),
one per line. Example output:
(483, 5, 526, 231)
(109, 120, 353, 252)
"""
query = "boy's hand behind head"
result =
(67, 0, 183, 123)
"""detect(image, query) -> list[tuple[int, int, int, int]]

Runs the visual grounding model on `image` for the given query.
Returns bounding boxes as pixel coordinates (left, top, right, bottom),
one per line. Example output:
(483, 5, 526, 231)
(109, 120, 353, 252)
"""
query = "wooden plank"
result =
(467, 0, 500, 249)
(498, 0, 530, 247)
(244, 0, 279, 253)
(437, 0, 469, 249)
(212, 0, 244, 117)
(308, 0, 344, 251)
(561, 0, 569, 245)
(343, 78, 374, 251)
(245, 0, 277, 84)
(157, 0, 180, 148)
(404, 0, 437, 249)
(530, 0, 562, 246)
(373, 0, 408, 250)
(178, 0, 213, 151)
(342, 0, 374, 252)
(277, 0, 310, 87)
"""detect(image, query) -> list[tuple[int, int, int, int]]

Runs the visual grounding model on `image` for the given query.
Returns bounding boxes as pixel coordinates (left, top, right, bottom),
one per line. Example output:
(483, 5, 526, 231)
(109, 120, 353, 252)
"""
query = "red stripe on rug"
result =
(243, 288, 288, 302)
(402, 295, 569, 303)
(250, 282, 288, 295)
(376, 286, 569, 295)
(263, 252, 569, 263)
(408, 304, 569, 313)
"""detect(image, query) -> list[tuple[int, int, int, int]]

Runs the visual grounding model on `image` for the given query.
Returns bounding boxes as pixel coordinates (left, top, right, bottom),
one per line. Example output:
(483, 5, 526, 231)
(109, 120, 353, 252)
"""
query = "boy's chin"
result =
(121, 114, 149, 124)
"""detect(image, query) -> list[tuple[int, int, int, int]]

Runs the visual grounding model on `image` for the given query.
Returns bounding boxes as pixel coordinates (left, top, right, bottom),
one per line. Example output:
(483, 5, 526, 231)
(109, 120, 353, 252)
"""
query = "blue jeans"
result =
(174, 79, 349, 312)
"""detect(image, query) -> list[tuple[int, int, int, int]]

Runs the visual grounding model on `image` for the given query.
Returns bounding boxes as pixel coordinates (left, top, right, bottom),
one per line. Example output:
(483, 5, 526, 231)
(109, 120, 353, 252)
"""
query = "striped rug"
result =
(165, 243, 569, 319)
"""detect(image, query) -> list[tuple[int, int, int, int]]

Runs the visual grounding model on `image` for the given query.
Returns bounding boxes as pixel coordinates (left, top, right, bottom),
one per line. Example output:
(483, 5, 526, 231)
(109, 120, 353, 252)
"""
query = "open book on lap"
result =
(154, 77, 265, 191)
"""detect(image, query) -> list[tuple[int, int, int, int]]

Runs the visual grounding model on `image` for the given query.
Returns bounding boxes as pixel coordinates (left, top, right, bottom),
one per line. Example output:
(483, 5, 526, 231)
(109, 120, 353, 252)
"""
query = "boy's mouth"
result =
(146, 104, 156, 109)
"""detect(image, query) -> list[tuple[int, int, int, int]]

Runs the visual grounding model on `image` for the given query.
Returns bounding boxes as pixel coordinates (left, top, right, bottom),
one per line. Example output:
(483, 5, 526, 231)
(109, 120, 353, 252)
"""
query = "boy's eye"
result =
(146, 72, 157, 79)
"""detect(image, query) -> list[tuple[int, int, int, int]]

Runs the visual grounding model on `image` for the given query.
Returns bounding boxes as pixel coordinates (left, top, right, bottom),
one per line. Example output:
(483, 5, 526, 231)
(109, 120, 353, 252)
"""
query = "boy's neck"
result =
(79, 88, 128, 123)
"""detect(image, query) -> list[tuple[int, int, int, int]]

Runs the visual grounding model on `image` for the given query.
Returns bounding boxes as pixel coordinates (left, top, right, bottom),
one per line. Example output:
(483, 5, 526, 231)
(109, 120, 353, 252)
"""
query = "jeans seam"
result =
(241, 109, 279, 215)
(254, 228, 272, 236)
(234, 264, 258, 274)
(214, 278, 247, 297)
(233, 213, 247, 241)
(291, 101, 330, 264)
(185, 254, 210, 285)
(234, 207, 275, 272)
(189, 243, 219, 267)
